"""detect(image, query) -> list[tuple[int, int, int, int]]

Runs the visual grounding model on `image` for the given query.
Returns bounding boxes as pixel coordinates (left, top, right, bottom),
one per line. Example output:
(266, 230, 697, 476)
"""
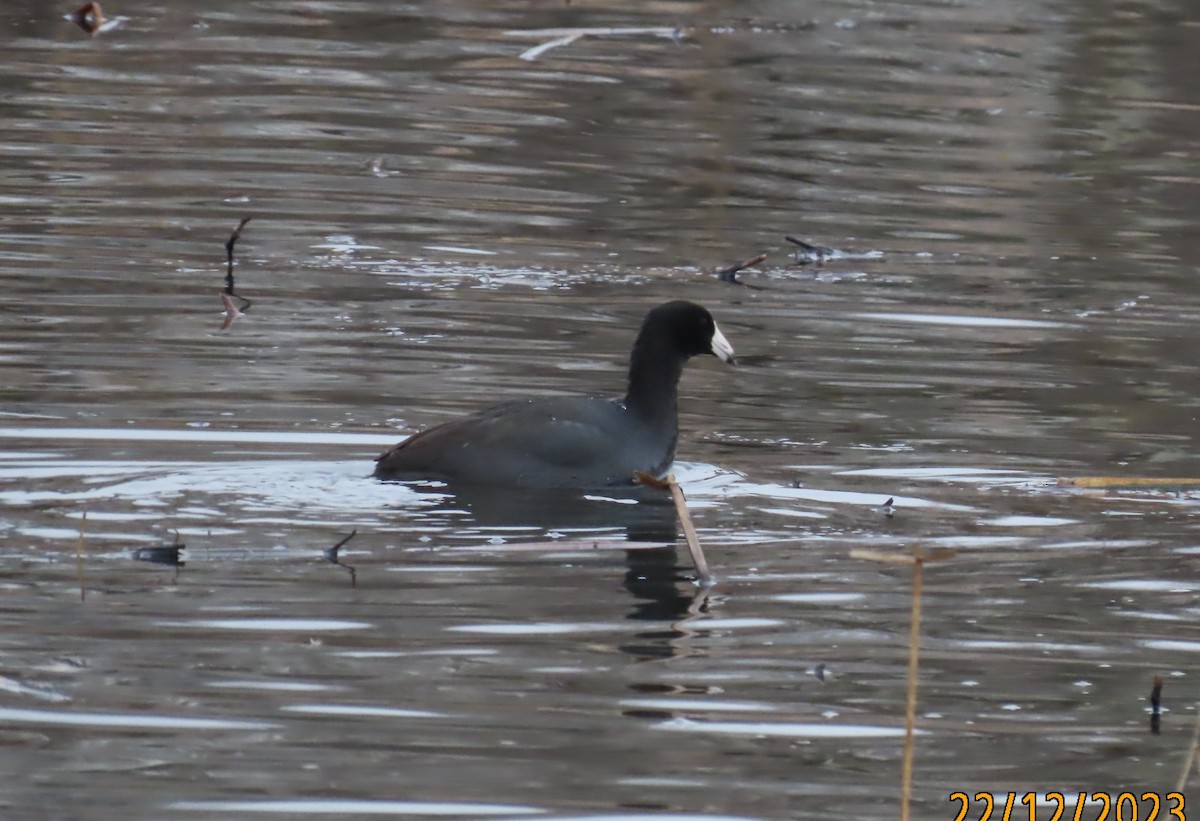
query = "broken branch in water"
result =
(634, 471, 712, 585)
(220, 217, 253, 329)
(716, 253, 767, 289)
(323, 529, 358, 588)
(506, 26, 686, 62)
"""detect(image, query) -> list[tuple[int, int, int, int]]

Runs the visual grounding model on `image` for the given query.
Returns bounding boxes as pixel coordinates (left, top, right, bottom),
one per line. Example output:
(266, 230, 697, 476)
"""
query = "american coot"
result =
(373, 300, 734, 489)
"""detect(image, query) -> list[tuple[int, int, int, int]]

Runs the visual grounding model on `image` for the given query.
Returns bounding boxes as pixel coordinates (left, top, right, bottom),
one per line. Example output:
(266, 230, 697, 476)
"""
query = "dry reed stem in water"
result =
(899, 545, 924, 821)
(1177, 705, 1200, 789)
(666, 474, 711, 584)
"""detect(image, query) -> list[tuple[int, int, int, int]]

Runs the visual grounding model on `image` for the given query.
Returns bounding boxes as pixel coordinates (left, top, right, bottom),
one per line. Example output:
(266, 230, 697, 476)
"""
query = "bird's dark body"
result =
(373, 301, 730, 489)
(374, 397, 676, 488)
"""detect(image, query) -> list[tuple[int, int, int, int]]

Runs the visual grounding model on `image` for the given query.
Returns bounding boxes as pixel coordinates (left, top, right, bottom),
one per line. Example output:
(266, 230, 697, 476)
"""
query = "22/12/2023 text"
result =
(949, 792, 1184, 820)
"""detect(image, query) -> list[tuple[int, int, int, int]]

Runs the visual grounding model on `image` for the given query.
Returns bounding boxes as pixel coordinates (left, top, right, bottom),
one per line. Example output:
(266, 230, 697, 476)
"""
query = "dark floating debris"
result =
(785, 236, 834, 265)
(133, 530, 185, 567)
(132, 531, 185, 583)
(220, 216, 253, 330)
(132, 545, 185, 567)
(879, 497, 896, 519)
(715, 253, 767, 289)
(1150, 675, 1162, 735)
(812, 663, 827, 683)
(323, 529, 358, 588)
(785, 235, 884, 266)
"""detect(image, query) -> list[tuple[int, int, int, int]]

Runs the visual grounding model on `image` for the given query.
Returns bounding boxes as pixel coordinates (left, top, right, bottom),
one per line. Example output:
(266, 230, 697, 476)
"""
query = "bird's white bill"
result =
(710, 323, 735, 363)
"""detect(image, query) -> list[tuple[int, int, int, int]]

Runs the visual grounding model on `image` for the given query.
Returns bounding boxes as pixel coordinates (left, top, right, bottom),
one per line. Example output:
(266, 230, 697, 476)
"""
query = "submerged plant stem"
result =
(667, 474, 711, 585)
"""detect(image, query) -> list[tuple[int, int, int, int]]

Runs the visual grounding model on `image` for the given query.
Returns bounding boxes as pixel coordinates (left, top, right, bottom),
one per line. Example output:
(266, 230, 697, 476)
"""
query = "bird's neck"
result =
(623, 341, 684, 428)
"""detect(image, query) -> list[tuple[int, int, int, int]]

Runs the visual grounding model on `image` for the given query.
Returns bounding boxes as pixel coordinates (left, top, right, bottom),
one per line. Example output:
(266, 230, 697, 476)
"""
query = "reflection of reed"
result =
(619, 545, 712, 663)
(75, 507, 87, 602)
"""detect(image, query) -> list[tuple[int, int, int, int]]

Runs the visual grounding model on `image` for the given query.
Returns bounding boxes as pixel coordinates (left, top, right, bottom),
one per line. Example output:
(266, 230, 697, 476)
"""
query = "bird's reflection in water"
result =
(619, 543, 712, 661)
(392, 482, 708, 647)
(398, 481, 680, 541)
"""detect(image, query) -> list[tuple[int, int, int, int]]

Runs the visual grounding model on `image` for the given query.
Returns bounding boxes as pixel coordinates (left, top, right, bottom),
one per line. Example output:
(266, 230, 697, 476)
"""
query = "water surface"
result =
(3, 0, 1200, 817)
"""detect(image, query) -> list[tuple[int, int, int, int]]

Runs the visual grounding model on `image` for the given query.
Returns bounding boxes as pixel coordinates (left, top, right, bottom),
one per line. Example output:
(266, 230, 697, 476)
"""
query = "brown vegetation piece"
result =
(70, 2, 105, 34)
(634, 471, 712, 585)
(1058, 476, 1200, 489)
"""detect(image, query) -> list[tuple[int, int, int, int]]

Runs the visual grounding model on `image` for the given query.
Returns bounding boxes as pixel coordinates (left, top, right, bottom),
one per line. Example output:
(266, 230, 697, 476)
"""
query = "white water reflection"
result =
(619, 698, 776, 713)
(161, 618, 374, 632)
(282, 704, 444, 719)
(851, 312, 1077, 330)
(168, 799, 544, 816)
(0, 706, 273, 731)
(656, 717, 916, 739)
(0, 427, 398, 446)
(448, 622, 625, 636)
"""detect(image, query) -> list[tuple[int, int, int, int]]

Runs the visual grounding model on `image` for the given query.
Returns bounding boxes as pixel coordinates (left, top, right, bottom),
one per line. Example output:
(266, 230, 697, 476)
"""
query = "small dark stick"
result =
(219, 217, 253, 329)
(785, 235, 833, 265)
(224, 217, 252, 297)
(1151, 675, 1163, 735)
(323, 529, 358, 588)
(715, 252, 767, 289)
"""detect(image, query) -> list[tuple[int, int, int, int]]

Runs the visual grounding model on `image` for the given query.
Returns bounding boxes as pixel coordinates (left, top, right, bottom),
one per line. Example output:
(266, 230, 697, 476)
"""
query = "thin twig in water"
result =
(323, 529, 358, 588)
(507, 26, 685, 61)
(225, 216, 251, 295)
(220, 217, 253, 326)
(76, 508, 88, 602)
(785, 235, 834, 265)
(899, 544, 924, 821)
(1151, 675, 1163, 735)
(518, 34, 582, 61)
